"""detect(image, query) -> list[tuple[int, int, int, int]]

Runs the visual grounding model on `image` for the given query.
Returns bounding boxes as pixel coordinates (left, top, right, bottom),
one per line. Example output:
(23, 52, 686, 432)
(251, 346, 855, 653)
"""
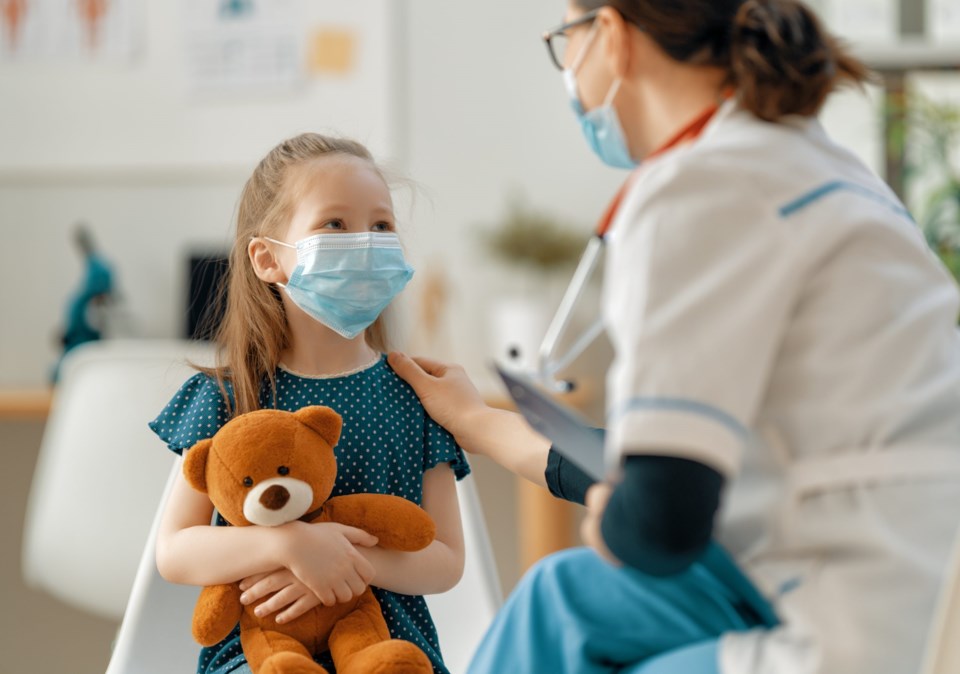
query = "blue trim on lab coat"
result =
(779, 180, 913, 221)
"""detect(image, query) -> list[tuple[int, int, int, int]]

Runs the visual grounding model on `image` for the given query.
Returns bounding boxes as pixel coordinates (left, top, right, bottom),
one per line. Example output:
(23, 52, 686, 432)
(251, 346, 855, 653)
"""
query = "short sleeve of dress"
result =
(423, 414, 471, 480)
(148, 373, 231, 455)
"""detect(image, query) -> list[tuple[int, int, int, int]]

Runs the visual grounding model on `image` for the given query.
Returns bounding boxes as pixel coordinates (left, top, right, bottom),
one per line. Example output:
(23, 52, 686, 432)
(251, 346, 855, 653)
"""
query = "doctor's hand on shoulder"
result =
(388, 352, 554, 488)
(387, 352, 487, 444)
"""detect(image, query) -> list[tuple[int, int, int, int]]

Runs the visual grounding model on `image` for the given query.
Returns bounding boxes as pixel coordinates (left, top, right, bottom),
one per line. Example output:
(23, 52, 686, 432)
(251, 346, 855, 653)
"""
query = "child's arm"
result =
(156, 461, 378, 591)
(355, 462, 464, 595)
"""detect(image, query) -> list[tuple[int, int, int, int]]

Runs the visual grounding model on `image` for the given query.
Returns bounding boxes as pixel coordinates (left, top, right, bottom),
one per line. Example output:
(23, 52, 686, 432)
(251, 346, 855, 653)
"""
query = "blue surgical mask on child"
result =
(563, 26, 637, 170)
(265, 232, 414, 339)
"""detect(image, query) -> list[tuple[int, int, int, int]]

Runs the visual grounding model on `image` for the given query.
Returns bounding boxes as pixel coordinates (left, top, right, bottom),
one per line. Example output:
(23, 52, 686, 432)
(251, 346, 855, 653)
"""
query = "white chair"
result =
(426, 476, 504, 674)
(105, 464, 200, 674)
(21, 339, 214, 621)
(106, 466, 503, 674)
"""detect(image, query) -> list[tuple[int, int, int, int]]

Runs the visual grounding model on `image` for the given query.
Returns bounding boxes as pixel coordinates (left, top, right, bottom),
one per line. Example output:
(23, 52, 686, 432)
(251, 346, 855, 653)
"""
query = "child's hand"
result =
(278, 521, 379, 607)
(238, 569, 322, 624)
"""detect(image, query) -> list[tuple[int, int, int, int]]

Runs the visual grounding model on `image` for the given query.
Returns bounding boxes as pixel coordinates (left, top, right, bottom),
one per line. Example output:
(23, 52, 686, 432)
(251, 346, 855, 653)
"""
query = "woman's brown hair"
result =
(575, 0, 872, 122)
(198, 133, 393, 416)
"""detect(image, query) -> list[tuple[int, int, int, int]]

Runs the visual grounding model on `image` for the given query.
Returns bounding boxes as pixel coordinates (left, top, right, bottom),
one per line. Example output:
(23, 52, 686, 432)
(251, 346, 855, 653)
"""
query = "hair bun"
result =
(730, 0, 868, 121)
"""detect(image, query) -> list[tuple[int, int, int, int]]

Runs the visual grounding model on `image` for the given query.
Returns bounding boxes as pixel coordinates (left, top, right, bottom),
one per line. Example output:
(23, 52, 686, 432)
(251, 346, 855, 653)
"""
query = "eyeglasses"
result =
(541, 8, 601, 71)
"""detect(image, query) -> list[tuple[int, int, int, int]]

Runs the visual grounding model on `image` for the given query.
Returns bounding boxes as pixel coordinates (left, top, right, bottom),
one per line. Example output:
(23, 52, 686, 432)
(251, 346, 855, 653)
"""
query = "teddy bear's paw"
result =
(338, 639, 433, 674)
(259, 652, 330, 674)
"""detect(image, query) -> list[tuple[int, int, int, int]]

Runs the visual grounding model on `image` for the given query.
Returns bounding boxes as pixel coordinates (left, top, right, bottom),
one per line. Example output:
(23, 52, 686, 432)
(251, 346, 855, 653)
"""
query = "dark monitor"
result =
(186, 253, 230, 340)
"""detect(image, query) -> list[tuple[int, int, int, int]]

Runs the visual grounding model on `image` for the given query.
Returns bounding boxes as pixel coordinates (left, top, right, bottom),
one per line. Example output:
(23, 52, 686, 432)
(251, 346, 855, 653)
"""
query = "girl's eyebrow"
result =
(311, 203, 394, 216)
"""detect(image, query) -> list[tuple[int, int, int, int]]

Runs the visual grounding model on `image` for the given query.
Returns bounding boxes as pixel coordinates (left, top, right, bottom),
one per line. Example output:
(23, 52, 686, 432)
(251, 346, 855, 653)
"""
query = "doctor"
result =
(390, 0, 960, 672)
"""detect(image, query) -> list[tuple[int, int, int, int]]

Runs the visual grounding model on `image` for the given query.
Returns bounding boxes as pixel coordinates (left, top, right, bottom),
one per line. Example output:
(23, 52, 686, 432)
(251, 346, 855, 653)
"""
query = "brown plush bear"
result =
(182, 405, 436, 674)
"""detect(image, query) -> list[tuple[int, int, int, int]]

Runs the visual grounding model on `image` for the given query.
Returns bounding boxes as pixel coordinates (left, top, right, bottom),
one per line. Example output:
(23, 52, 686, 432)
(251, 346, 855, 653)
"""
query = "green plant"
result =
(903, 93, 960, 282)
(479, 195, 586, 273)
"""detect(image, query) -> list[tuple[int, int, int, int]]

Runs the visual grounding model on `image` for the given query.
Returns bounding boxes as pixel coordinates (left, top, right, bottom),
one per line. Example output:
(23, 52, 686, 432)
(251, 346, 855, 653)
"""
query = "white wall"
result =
(0, 0, 401, 386)
(400, 0, 624, 393)
(2, 0, 959, 388)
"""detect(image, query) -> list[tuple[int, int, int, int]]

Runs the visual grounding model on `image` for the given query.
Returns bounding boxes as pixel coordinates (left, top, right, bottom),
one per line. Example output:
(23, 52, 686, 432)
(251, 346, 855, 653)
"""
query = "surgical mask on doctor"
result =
(265, 232, 414, 339)
(563, 25, 637, 170)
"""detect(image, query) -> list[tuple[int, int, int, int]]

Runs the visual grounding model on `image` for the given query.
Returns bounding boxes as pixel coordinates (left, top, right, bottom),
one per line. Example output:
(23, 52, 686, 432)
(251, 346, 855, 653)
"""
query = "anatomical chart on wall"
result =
(0, 0, 140, 61)
(182, 0, 306, 95)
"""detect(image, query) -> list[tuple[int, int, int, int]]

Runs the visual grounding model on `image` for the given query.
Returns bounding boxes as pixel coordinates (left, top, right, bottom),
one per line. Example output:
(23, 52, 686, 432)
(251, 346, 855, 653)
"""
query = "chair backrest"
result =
(105, 464, 200, 674)
(922, 524, 960, 674)
(107, 465, 503, 674)
(426, 475, 504, 673)
(21, 339, 214, 621)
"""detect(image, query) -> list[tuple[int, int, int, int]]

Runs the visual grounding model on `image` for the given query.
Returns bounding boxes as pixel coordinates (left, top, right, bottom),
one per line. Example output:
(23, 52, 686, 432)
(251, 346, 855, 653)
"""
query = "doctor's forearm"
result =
(600, 455, 724, 576)
(457, 407, 552, 488)
(545, 449, 596, 505)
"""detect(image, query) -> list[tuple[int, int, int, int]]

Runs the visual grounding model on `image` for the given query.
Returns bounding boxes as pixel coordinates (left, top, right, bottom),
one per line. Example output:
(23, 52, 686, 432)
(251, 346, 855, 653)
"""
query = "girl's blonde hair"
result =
(200, 133, 392, 416)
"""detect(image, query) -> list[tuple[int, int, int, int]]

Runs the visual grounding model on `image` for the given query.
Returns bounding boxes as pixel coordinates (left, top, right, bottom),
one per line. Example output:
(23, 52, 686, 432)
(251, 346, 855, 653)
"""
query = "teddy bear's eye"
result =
(242, 476, 253, 488)
(277, 466, 289, 476)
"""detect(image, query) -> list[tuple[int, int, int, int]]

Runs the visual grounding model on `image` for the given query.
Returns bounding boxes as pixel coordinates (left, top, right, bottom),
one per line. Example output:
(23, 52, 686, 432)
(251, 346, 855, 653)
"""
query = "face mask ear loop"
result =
(256, 236, 294, 288)
(569, 20, 600, 76)
(261, 236, 296, 250)
(603, 78, 622, 108)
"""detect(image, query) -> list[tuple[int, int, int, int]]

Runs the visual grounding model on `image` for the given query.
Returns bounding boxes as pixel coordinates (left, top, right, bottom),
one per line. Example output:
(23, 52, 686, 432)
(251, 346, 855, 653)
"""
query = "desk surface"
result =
(0, 389, 54, 420)
(0, 384, 593, 423)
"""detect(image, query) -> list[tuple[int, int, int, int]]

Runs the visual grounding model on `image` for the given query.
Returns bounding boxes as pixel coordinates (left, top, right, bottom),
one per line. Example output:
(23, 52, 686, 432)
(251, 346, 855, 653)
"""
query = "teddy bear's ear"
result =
(294, 406, 343, 447)
(182, 438, 213, 493)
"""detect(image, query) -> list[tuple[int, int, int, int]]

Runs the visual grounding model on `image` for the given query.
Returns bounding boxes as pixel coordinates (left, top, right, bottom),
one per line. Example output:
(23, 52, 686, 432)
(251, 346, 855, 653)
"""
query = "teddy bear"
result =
(181, 405, 437, 674)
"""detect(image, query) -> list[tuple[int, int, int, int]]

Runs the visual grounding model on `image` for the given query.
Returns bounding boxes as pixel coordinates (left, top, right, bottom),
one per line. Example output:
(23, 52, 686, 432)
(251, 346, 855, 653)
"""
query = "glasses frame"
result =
(541, 8, 601, 71)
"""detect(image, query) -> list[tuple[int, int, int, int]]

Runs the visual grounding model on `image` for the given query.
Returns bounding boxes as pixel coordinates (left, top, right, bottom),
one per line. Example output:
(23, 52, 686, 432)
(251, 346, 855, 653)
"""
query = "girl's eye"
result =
(322, 219, 345, 230)
(372, 221, 393, 232)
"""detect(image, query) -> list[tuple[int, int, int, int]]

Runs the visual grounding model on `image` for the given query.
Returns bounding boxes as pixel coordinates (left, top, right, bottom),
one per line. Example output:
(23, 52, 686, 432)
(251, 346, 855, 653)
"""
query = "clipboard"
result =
(495, 364, 607, 481)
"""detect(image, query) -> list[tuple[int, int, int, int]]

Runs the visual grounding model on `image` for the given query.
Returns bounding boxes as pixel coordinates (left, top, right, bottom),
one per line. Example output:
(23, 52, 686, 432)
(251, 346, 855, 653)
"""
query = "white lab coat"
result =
(603, 100, 960, 674)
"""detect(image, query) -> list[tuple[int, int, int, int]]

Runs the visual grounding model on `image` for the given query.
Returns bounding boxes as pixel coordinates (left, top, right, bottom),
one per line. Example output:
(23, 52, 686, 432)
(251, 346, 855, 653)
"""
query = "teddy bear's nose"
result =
(260, 484, 290, 510)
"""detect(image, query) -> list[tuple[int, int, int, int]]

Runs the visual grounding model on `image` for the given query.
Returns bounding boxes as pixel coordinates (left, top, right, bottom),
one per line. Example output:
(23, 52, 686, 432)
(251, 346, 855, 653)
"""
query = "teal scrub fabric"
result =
(467, 544, 776, 674)
(149, 355, 470, 674)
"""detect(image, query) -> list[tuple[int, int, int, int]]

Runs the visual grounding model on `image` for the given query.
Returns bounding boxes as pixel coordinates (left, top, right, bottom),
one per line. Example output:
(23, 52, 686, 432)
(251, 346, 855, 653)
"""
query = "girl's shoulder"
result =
(148, 371, 232, 455)
(376, 356, 434, 410)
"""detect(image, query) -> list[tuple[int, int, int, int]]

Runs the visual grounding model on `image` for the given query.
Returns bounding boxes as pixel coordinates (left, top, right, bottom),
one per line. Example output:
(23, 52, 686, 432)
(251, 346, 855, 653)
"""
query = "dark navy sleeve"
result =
(601, 455, 724, 576)
(148, 372, 231, 455)
(545, 447, 596, 505)
(423, 415, 471, 480)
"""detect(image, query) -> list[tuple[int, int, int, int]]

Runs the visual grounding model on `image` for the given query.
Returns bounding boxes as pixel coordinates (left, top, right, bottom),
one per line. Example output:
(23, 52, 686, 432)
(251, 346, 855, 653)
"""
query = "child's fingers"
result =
(253, 584, 300, 618)
(346, 573, 368, 598)
(275, 595, 322, 625)
(332, 580, 355, 604)
(339, 524, 379, 547)
(352, 551, 376, 585)
(240, 570, 289, 604)
(238, 571, 269, 592)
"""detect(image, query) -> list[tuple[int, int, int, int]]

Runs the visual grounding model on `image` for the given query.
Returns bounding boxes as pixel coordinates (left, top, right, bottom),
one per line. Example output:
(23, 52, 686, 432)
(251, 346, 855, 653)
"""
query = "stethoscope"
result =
(535, 182, 628, 393)
(528, 100, 728, 393)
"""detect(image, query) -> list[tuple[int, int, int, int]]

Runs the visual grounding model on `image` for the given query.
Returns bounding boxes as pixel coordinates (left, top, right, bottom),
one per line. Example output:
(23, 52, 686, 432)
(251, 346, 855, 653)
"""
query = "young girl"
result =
(150, 133, 469, 674)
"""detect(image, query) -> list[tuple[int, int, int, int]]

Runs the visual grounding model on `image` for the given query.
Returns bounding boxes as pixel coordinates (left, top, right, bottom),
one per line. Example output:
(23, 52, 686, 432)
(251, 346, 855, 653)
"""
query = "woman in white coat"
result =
(388, 0, 960, 672)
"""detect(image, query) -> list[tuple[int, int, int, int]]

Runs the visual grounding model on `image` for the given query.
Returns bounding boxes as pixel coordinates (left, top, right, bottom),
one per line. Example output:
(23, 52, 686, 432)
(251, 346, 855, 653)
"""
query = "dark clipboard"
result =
(495, 364, 606, 481)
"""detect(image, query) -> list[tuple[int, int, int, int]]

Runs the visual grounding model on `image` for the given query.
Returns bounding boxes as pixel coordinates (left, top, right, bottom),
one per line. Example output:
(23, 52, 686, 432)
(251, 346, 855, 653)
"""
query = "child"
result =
(150, 133, 470, 674)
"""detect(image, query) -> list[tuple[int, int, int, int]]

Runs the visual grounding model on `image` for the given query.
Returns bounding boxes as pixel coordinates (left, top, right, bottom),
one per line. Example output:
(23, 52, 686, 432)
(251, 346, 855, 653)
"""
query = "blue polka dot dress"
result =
(149, 354, 470, 674)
